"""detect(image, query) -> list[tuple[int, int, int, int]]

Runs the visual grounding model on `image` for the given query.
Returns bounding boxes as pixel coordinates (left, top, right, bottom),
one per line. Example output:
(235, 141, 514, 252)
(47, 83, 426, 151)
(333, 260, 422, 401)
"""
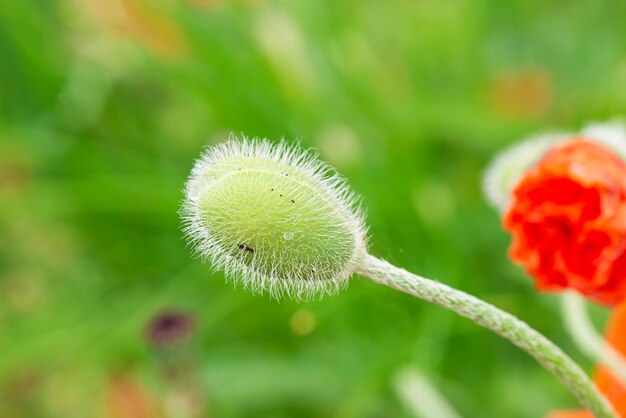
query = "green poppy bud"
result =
(182, 137, 367, 299)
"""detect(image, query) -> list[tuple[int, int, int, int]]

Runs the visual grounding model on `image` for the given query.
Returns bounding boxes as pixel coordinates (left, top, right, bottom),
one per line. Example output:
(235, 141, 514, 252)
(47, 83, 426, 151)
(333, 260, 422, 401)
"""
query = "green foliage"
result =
(1, 0, 625, 417)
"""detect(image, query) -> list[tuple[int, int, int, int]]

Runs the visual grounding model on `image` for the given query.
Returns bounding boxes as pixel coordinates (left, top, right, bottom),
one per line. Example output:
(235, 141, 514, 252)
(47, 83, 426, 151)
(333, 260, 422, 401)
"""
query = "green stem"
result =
(355, 254, 615, 418)
(561, 291, 626, 384)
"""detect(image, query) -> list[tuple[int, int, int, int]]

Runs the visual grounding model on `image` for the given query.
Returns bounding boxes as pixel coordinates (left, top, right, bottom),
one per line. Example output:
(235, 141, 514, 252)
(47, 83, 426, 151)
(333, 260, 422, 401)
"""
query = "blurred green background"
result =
(1, 0, 626, 417)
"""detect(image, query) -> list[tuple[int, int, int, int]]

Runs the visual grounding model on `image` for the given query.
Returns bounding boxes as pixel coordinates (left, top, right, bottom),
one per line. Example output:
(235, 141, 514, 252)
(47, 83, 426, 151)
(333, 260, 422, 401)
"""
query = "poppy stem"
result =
(561, 291, 626, 384)
(355, 254, 616, 418)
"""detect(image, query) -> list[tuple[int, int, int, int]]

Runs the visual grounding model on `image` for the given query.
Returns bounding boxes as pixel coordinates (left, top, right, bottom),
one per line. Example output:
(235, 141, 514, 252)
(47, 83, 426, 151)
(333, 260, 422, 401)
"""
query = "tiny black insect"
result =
(237, 243, 255, 253)
(291, 199, 295, 203)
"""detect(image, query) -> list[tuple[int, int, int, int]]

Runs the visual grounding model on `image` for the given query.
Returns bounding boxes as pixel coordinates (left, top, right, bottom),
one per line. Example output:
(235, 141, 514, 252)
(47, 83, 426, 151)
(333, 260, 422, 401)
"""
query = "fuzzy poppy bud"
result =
(182, 137, 368, 299)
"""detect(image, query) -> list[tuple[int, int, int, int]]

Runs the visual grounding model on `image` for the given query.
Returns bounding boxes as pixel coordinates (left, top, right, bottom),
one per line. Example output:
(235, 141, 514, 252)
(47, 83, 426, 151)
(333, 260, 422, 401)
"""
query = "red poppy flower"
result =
(503, 139, 626, 306)
(546, 303, 626, 417)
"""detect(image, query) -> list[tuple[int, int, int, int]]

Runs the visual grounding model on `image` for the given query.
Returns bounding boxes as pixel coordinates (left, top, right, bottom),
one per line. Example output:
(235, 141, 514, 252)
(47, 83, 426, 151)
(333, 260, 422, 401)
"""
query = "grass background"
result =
(1, 0, 626, 417)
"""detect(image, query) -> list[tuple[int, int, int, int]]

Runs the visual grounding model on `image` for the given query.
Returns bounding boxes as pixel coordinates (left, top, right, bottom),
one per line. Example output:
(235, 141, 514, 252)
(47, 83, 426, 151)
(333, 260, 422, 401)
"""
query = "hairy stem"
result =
(355, 254, 615, 418)
(561, 291, 626, 384)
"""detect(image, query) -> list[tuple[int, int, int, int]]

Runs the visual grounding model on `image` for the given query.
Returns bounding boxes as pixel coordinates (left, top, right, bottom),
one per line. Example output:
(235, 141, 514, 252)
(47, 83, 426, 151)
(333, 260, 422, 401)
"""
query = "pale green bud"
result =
(182, 137, 367, 299)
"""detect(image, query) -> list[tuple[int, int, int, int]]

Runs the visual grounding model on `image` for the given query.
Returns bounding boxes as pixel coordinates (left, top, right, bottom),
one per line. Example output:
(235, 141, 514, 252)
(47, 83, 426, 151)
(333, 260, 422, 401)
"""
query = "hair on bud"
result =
(182, 136, 367, 300)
